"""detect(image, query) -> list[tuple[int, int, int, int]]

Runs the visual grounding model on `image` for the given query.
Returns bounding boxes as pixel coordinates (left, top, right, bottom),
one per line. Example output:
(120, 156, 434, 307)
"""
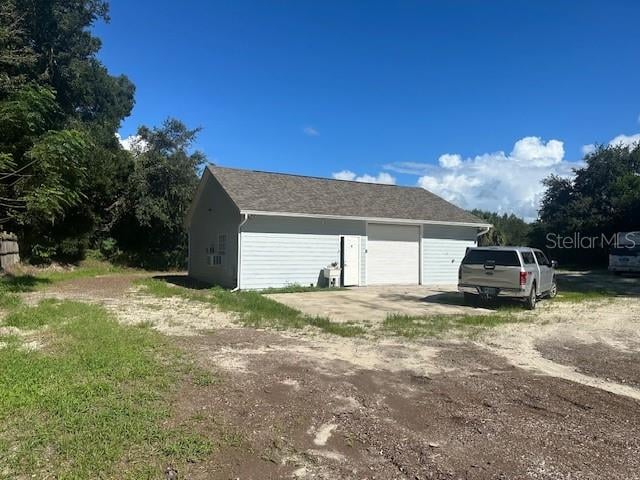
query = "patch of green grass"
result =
(305, 316, 366, 337)
(553, 290, 616, 302)
(383, 312, 524, 338)
(191, 369, 220, 387)
(161, 431, 214, 462)
(136, 279, 365, 337)
(211, 288, 304, 325)
(0, 259, 145, 312)
(0, 274, 51, 293)
(4, 300, 88, 329)
(29, 258, 140, 284)
(36, 259, 130, 283)
(205, 287, 365, 337)
(136, 277, 206, 301)
(0, 292, 22, 309)
(0, 299, 209, 479)
(0, 334, 21, 348)
(0, 259, 141, 295)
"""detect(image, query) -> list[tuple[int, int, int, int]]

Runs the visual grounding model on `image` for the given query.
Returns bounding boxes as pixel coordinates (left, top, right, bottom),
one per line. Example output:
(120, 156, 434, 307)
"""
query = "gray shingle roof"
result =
(208, 165, 487, 225)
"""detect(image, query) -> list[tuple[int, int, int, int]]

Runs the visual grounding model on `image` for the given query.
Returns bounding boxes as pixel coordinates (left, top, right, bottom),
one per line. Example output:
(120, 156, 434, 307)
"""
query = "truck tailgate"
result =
(460, 264, 522, 289)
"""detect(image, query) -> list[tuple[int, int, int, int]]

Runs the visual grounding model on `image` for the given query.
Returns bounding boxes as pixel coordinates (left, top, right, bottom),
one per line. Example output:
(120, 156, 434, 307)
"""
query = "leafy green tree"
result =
(110, 119, 205, 268)
(0, 0, 135, 261)
(0, 85, 90, 223)
(0, 0, 36, 95)
(533, 144, 640, 265)
(471, 209, 530, 246)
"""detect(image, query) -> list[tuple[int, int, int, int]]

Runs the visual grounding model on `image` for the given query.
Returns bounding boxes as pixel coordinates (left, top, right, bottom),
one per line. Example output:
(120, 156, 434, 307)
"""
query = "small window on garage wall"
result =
(218, 234, 227, 255)
(207, 254, 223, 266)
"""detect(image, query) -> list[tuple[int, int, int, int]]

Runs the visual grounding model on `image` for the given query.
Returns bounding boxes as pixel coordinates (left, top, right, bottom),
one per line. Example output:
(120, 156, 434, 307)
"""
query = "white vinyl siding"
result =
(240, 233, 338, 289)
(422, 225, 477, 285)
(367, 224, 420, 285)
(240, 216, 365, 290)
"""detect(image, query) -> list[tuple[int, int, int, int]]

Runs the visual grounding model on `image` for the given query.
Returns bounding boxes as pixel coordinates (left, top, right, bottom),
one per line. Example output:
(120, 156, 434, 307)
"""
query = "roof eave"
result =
(239, 209, 492, 228)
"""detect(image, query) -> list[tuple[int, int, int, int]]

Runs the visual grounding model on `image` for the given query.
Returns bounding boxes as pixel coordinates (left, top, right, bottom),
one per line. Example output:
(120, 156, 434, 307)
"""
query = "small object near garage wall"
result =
(422, 224, 477, 285)
(239, 215, 366, 290)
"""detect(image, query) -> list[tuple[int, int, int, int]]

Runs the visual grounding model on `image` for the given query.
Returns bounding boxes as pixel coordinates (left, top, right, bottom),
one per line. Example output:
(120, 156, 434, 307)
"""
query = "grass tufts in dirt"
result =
(552, 271, 639, 302)
(161, 430, 214, 462)
(0, 259, 144, 310)
(0, 292, 22, 309)
(137, 278, 365, 337)
(553, 290, 616, 303)
(0, 299, 213, 479)
(29, 258, 134, 283)
(383, 312, 526, 338)
(1, 259, 141, 292)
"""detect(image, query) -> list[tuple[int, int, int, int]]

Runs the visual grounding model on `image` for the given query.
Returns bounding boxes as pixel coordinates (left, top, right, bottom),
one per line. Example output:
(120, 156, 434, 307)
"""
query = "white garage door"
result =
(367, 224, 420, 285)
(422, 237, 475, 285)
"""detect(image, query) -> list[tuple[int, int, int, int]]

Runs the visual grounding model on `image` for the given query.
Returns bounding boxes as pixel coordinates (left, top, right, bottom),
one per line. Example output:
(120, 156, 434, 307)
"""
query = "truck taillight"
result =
(519, 271, 528, 287)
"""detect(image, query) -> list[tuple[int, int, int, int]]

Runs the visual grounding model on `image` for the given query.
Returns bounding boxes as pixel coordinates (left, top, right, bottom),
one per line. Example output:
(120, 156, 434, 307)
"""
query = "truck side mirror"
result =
(551, 260, 558, 269)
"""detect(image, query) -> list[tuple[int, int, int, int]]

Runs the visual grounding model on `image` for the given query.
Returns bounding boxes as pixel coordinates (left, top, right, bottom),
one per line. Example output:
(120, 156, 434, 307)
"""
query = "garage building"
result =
(186, 166, 490, 289)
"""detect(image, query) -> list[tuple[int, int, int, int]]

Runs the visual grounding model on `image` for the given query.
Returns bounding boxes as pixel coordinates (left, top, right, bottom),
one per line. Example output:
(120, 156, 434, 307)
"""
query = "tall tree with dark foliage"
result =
(0, 0, 135, 261)
(110, 119, 205, 268)
(531, 144, 640, 265)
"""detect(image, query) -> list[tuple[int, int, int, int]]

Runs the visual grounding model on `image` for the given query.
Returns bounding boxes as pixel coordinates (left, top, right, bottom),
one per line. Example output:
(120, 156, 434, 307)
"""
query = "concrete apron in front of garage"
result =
(266, 285, 492, 324)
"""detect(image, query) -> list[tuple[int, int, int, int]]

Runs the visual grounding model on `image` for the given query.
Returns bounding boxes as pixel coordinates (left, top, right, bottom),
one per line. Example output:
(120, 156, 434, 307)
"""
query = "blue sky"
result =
(95, 0, 640, 219)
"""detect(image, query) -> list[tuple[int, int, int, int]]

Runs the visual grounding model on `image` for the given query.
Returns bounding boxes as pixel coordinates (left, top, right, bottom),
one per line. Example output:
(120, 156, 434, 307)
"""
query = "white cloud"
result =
(438, 154, 462, 169)
(385, 136, 582, 222)
(332, 170, 357, 181)
(303, 126, 319, 136)
(581, 131, 640, 156)
(332, 170, 396, 185)
(609, 133, 640, 148)
(116, 133, 147, 153)
(581, 143, 596, 156)
(510, 137, 564, 167)
(382, 161, 434, 176)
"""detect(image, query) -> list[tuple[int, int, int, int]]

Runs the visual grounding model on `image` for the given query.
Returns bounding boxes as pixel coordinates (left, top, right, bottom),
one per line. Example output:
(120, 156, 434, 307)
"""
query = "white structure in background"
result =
(185, 166, 491, 290)
(609, 232, 640, 274)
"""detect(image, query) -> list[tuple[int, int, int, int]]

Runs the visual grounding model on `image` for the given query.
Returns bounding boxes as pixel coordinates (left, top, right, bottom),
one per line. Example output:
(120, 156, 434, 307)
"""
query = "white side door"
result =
(342, 236, 360, 286)
(367, 224, 420, 285)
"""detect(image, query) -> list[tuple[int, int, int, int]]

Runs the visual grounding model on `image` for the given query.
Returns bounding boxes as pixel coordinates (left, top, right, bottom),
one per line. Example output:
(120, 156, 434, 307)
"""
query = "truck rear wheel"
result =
(525, 283, 537, 310)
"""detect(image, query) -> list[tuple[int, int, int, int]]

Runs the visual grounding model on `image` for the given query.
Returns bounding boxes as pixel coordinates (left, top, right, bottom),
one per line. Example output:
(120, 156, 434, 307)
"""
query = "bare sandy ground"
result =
(481, 298, 640, 400)
(23, 273, 640, 399)
(15, 272, 640, 479)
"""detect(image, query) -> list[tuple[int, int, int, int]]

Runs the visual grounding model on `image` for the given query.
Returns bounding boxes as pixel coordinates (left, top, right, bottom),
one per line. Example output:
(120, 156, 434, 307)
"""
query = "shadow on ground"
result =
(0, 274, 52, 292)
(152, 273, 213, 290)
(557, 270, 640, 296)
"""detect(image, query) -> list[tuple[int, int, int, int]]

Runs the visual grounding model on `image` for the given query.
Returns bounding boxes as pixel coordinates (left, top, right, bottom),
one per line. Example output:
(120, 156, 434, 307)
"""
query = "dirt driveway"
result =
(28, 271, 640, 479)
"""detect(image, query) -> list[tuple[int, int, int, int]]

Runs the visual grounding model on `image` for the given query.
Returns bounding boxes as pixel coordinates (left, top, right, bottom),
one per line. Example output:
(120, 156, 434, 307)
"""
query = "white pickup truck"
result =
(458, 246, 558, 309)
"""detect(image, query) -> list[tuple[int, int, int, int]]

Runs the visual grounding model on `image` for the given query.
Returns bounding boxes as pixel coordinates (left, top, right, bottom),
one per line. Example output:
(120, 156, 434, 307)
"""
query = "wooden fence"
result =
(0, 232, 20, 270)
